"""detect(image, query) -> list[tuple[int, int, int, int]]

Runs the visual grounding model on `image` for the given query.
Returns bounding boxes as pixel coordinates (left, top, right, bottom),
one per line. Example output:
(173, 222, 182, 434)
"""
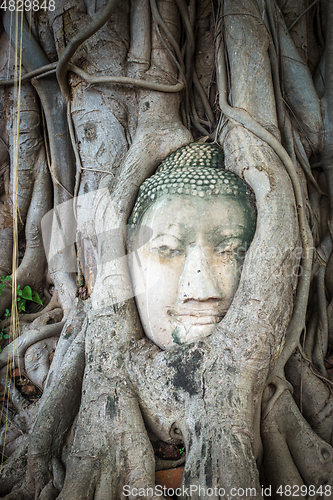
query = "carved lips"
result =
(168, 301, 227, 326)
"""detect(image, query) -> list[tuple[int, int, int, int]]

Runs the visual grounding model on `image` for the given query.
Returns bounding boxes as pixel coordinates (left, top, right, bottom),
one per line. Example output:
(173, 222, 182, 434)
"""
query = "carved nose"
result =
(177, 245, 221, 302)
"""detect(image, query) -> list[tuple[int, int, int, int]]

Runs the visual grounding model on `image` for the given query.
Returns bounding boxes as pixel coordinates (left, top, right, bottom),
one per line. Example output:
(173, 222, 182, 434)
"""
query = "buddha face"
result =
(127, 194, 254, 349)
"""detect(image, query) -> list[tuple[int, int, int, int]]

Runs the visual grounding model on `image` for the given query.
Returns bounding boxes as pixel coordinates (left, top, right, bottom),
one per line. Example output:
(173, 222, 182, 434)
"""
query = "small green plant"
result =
(0, 275, 10, 294)
(0, 276, 43, 312)
(0, 309, 10, 352)
(179, 446, 185, 456)
(0, 278, 43, 351)
(16, 285, 43, 313)
(0, 330, 9, 341)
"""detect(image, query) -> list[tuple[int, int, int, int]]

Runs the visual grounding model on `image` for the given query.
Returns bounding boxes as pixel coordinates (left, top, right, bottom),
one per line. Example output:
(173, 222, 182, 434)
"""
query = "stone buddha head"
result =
(127, 143, 256, 349)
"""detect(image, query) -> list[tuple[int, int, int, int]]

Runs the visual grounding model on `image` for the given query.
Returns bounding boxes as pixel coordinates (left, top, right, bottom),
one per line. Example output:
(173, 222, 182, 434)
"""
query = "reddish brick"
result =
(21, 385, 38, 396)
(155, 467, 184, 490)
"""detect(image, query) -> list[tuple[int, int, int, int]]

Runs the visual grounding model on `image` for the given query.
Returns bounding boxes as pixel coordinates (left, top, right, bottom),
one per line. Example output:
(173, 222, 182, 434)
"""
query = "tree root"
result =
(150, 0, 184, 76)
(68, 64, 184, 92)
(128, 0, 151, 73)
(0, 398, 40, 460)
(0, 372, 30, 414)
(313, 265, 329, 376)
(42, 299, 86, 396)
(0, 441, 28, 497)
(25, 323, 86, 497)
(0, 62, 185, 93)
(285, 349, 333, 445)
(0, 63, 58, 86)
(262, 389, 333, 497)
(56, 315, 158, 500)
(0, 293, 61, 333)
(276, 3, 322, 151)
(4, 8, 77, 316)
(0, 80, 41, 277)
(56, 0, 122, 97)
(155, 455, 185, 472)
(261, 376, 294, 421)
(0, 315, 63, 372)
(0, 149, 52, 318)
(14, 292, 60, 325)
(217, 0, 313, 388)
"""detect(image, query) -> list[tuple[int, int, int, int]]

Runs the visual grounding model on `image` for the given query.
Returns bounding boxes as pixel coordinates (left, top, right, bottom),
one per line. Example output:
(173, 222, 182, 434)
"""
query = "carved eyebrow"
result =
(210, 227, 247, 241)
(212, 223, 246, 233)
(152, 221, 186, 231)
(214, 236, 244, 248)
(151, 233, 183, 243)
(150, 221, 187, 238)
(216, 234, 243, 240)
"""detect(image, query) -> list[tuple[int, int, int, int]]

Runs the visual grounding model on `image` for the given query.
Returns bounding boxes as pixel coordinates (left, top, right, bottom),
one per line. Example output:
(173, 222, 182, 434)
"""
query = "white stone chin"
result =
(170, 323, 216, 346)
(186, 324, 216, 342)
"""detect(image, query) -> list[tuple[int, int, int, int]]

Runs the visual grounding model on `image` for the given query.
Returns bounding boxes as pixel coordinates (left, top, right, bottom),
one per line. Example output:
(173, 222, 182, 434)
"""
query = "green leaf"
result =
(17, 298, 26, 313)
(17, 289, 23, 296)
(4, 309, 10, 317)
(31, 291, 43, 305)
(3, 334, 9, 339)
(18, 303, 26, 313)
(0, 276, 9, 296)
(21, 286, 33, 301)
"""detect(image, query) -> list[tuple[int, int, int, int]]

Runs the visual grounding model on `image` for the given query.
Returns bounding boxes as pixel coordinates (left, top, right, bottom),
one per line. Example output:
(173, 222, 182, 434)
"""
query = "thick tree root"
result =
(155, 455, 185, 471)
(262, 390, 333, 498)
(42, 300, 86, 395)
(54, 313, 157, 500)
(217, 4, 313, 384)
(0, 150, 52, 318)
(0, 80, 40, 277)
(125, 335, 267, 499)
(0, 302, 87, 498)
(25, 321, 86, 497)
(0, 314, 63, 372)
(285, 350, 333, 445)
(0, 399, 39, 459)
(0, 441, 28, 497)
(0, 292, 61, 332)
(16, 293, 61, 325)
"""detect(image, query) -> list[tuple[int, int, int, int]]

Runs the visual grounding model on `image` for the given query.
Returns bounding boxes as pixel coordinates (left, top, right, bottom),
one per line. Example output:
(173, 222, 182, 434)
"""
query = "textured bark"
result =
(0, 0, 332, 499)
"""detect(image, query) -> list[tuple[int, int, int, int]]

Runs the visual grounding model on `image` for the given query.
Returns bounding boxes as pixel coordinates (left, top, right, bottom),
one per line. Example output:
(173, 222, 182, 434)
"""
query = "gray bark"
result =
(0, 0, 333, 498)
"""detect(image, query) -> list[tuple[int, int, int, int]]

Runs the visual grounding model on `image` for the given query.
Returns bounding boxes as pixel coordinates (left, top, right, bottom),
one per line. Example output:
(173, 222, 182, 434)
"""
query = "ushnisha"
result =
(129, 142, 253, 227)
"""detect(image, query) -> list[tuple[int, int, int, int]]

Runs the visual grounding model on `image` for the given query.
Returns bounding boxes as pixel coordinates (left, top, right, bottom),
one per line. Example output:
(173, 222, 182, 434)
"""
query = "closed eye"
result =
(152, 245, 182, 258)
(150, 235, 184, 258)
(234, 246, 247, 262)
(214, 238, 248, 261)
(214, 237, 243, 254)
